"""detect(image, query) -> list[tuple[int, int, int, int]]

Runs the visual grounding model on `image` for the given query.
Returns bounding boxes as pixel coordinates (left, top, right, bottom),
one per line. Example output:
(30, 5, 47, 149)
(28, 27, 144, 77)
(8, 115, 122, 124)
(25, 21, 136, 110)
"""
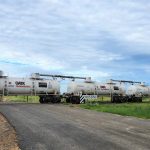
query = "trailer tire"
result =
(113, 96, 119, 103)
(66, 97, 70, 103)
(71, 96, 80, 104)
(39, 97, 44, 103)
(137, 97, 142, 103)
(120, 97, 127, 103)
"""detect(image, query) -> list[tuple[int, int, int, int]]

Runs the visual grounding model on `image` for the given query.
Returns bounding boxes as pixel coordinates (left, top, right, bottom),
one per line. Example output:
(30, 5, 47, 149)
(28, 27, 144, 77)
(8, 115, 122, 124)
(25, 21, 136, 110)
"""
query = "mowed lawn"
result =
(80, 99, 150, 119)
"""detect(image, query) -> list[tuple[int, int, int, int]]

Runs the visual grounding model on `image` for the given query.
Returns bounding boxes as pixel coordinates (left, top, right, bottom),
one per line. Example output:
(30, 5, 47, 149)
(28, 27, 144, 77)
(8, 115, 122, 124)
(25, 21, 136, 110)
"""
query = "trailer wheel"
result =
(51, 97, 56, 103)
(70, 97, 75, 104)
(120, 97, 127, 103)
(112, 96, 119, 103)
(39, 98, 43, 103)
(56, 97, 61, 103)
(42, 97, 46, 103)
(66, 97, 71, 103)
(137, 97, 142, 103)
(51, 96, 61, 103)
(71, 96, 80, 104)
(39, 97, 44, 103)
(139, 97, 142, 102)
(127, 97, 132, 102)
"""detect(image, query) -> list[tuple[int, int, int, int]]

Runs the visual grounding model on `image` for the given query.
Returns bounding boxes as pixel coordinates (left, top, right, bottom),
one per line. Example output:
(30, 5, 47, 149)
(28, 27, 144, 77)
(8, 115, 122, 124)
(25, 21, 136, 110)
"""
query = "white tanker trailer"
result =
(127, 83, 150, 97)
(66, 78, 127, 104)
(0, 71, 61, 103)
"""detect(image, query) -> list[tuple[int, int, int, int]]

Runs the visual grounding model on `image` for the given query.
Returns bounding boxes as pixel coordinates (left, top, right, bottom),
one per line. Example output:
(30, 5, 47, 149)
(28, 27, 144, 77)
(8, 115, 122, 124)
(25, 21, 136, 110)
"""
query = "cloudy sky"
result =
(0, 0, 149, 84)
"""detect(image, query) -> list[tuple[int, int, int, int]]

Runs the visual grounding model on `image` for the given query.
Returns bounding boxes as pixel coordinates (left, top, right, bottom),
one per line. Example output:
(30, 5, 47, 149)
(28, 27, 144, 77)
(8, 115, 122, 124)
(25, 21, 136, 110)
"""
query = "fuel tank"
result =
(127, 83, 150, 96)
(67, 81, 125, 95)
(0, 76, 60, 95)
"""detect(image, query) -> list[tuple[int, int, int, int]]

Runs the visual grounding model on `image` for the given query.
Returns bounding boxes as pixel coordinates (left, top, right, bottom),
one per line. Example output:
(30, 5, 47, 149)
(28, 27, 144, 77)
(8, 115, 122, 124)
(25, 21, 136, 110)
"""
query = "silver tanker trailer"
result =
(0, 71, 61, 103)
(66, 78, 126, 103)
(127, 83, 150, 100)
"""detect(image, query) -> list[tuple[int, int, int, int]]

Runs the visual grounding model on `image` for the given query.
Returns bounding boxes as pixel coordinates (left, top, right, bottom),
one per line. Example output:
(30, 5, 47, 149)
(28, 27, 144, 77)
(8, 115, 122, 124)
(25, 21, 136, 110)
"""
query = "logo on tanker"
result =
(15, 81, 25, 86)
(100, 86, 109, 90)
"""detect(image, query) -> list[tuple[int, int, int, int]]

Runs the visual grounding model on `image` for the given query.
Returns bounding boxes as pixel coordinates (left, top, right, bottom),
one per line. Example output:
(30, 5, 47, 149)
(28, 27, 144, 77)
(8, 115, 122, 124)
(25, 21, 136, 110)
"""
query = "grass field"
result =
(80, 97, 150, 119)
(3, 96, 39, 103)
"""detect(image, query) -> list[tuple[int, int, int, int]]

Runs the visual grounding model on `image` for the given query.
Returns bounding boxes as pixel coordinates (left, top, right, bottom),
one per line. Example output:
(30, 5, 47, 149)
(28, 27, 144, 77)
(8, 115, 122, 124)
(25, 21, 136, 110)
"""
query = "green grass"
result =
(80, 100, 150, 119)
(3, 96, 39, 103)
(92, 96, 111, 102)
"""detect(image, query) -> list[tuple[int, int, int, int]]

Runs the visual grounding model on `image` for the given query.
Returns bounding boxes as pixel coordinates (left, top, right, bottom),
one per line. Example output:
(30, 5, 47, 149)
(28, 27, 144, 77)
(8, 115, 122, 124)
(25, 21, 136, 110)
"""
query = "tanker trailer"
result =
(95, 81, 126, 96)
(0, 72, 61, 103)
(126, 83, 150, 102)
(66, 78, 126, 104)
(66, 78, 95, 103)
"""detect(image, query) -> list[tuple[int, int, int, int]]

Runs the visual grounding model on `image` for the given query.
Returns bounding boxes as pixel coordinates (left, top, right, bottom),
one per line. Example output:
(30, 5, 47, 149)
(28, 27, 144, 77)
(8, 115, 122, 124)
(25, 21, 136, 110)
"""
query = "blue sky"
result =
(0, 0, 150, 85)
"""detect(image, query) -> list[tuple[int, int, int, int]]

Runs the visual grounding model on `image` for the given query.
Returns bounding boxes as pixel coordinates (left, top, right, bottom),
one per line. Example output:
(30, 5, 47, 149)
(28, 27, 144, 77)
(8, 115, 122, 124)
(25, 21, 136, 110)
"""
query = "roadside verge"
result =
(0, 113, 20, 150)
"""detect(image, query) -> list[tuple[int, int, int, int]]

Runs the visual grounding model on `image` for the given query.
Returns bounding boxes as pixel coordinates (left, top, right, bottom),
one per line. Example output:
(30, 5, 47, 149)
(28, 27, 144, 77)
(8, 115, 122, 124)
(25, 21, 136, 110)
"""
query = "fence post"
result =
(27, 96, 28, 103)
(0, 95, 3, 102)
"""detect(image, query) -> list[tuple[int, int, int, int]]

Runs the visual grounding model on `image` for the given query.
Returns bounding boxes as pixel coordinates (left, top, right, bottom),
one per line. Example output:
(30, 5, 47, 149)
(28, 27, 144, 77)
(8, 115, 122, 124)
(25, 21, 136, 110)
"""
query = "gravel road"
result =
(0, 103, 150, 150)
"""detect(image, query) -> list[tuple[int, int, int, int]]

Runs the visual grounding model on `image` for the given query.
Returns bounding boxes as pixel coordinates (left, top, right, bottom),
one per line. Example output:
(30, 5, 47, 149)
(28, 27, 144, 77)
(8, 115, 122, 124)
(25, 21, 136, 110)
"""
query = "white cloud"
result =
(64, 66, 111, 80)
(0, 43, 67, 71)
(0, 0, 149, 83)
(37, 0, 150, 55)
